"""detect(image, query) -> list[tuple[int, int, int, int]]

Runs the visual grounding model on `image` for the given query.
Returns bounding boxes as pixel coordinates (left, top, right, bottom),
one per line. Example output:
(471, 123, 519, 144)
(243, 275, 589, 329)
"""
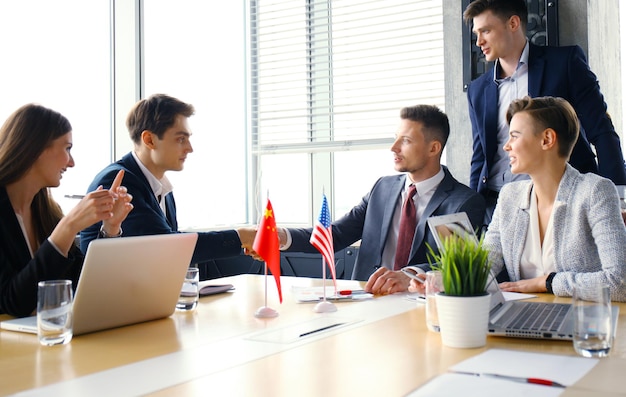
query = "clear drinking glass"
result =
(37, 280, 73, 346)
(177, 267, 199, 311)
(425, 270, 443, 332)
(572, 281, 612, 358)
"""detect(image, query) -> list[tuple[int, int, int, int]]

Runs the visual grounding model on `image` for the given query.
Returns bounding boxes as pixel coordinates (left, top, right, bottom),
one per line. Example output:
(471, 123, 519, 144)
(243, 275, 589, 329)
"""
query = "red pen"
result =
(338, 289, 367, 296)
(488, 373, 565, 388)
(453, 371, 566, 388)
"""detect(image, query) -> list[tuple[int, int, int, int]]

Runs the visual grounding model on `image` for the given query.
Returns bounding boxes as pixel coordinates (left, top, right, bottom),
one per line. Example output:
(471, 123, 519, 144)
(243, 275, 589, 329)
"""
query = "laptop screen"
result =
(426, 212, 478, 250)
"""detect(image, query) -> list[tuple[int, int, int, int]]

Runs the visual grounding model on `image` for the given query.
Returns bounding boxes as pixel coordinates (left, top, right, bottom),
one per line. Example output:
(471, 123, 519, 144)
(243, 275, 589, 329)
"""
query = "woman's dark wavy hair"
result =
(0, 104, 72, 243)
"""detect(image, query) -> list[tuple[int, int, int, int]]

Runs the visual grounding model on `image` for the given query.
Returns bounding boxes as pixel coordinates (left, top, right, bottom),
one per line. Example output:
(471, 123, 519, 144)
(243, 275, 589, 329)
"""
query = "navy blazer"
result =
(0, 187, 83, 317)
(287, 167, 486, 281)
(80, 153, 243, 263)
(468, 43, 626, 195)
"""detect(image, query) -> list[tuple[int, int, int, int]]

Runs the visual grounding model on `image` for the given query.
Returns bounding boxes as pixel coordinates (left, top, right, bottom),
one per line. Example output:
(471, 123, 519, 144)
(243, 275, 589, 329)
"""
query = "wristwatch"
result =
(99, 225, 123, 238)
(545, 272, 557, 294)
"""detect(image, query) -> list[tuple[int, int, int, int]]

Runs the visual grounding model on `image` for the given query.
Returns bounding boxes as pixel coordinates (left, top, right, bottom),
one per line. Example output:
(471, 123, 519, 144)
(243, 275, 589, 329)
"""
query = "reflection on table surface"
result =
(1, 274, 625, 397)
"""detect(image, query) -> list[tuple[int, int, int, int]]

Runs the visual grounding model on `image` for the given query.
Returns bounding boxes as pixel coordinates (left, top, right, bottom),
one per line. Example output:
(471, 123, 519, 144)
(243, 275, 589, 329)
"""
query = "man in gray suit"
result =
(274, 105, 485, 295)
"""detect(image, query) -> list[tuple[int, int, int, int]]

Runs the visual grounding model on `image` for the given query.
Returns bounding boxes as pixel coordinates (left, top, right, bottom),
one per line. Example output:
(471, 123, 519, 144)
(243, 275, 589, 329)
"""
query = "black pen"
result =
(299, 323, 345, 338)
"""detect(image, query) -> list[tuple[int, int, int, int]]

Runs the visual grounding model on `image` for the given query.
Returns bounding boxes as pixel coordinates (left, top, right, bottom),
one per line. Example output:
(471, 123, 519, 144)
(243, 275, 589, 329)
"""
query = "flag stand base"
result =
(254, 306, 279, 318)
(313, 300, 337, 313)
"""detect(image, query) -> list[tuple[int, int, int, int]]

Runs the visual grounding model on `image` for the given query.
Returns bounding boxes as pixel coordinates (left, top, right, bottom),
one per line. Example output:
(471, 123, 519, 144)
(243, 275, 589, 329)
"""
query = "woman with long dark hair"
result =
(0, 104, 133, 317)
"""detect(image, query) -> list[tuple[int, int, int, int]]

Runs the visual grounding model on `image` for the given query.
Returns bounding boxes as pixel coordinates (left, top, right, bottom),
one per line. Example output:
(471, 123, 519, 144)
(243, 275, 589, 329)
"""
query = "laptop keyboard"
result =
(506, 303, 570, 332)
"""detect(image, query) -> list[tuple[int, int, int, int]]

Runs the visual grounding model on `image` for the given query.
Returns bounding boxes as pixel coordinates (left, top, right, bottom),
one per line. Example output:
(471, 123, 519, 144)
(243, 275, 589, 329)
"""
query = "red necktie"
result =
(394, 184, 417, 270)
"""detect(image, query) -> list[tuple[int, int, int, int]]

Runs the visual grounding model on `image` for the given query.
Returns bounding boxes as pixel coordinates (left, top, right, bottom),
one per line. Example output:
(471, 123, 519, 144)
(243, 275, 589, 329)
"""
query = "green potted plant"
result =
(428, 233, 491, 296)
(427, 233, 493, 348)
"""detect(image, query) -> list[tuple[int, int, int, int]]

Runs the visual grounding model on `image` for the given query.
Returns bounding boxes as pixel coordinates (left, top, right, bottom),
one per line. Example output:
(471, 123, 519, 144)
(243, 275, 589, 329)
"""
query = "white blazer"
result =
(485, 165, 626, 302)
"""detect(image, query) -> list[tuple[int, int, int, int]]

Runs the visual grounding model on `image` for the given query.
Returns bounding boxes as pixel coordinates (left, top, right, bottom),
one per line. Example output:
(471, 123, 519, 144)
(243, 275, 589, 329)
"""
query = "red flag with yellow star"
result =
(253, 199, 282, 303)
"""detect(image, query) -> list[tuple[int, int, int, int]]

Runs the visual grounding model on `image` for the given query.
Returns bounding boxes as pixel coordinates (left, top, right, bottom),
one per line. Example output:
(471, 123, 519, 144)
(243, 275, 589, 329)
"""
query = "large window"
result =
(142, 1, 248, 230)
(4, 1, 625, 236)
(0, 0, 444, 231)
(250, 0, 445, 225)
(0, 0, 112, 214)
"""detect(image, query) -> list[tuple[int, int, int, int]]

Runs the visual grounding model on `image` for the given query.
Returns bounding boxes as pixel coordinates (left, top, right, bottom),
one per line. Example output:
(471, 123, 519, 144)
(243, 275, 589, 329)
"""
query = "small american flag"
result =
(310, 194, 336, 282)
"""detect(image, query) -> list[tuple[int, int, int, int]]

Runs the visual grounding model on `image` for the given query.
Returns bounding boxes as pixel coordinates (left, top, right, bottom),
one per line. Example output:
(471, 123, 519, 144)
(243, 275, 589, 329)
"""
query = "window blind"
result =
(250, 0, 445, 154)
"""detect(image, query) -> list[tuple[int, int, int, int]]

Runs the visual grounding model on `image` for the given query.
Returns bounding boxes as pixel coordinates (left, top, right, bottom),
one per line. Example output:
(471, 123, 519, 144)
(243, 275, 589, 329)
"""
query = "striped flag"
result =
(310, 194, 337, 283)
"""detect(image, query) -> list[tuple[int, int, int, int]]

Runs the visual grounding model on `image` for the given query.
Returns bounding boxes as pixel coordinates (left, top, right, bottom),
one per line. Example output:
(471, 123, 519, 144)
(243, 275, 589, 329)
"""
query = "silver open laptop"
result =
(1, 233, 198, 335)
(427, 212, 619, 341)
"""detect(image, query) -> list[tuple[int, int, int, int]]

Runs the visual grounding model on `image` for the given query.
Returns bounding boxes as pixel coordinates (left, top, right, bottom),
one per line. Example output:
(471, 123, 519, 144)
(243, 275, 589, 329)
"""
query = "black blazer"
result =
(0, 186, 82, 317)
(80, 153, 242, 264)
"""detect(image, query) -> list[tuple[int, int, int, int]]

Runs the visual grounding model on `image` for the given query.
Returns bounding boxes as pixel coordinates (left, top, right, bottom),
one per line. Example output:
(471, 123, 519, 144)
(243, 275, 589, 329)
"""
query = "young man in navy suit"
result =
(243, 105, 486, 295)
(464, 0, 626, 223)
(80, 94, 250, 264)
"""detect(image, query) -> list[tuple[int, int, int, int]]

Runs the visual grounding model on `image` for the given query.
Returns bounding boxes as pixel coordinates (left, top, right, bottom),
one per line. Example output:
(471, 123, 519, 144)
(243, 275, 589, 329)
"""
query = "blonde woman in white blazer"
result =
(484, 96, 626, 302)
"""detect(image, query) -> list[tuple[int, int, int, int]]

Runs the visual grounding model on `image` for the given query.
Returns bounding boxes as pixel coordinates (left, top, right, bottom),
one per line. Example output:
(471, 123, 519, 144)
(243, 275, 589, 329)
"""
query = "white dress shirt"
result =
(131, 151, 173, 215)
(520, 187, 556, 279)
(489, 41, 530, 191)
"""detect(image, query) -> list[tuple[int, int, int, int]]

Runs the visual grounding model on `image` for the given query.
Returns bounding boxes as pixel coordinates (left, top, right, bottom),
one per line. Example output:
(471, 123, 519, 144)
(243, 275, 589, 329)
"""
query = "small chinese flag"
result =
(253, 199, 283, 303)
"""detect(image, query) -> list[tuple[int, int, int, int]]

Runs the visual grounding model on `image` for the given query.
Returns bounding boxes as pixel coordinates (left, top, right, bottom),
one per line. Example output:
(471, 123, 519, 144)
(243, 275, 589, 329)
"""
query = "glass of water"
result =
(177, 267, 199, 311)
(37, 280, 73, 346)
(572, 281, 612, 358)
(425, 270, 443, 332)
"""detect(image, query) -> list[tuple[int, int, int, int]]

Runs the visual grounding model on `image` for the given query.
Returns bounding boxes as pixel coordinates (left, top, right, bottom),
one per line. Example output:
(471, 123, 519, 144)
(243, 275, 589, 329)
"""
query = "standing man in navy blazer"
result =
(464, 0, 626, 223)
(251, 105, 485, 295)
(81, 94, 248, 264)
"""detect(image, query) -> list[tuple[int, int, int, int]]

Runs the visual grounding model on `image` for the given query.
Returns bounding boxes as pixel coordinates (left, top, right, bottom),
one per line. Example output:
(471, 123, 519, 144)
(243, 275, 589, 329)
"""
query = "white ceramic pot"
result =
(435, 292, 491, 348)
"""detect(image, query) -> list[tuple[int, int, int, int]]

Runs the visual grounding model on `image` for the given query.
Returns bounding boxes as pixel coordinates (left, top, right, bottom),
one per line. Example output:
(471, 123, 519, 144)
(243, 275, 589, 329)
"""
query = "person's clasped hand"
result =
(236, 226, 263, 260)
(364, 267, 411, 295)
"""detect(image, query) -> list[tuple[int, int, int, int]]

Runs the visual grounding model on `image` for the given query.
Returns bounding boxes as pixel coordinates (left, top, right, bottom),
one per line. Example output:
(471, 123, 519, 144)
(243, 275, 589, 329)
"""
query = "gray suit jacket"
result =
(287, 167, 486, 281)
(484, 165, 626, 301)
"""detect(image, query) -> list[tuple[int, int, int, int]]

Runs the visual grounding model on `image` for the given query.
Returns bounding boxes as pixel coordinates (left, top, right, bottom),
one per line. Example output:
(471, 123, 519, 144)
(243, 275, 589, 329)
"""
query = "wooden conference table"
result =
(1, 274, 625, 396)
